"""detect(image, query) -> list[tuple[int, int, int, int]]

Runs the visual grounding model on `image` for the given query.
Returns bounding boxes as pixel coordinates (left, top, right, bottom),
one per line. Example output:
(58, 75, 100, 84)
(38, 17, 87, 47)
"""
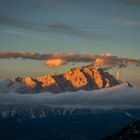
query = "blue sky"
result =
(0, 0, 140, 85)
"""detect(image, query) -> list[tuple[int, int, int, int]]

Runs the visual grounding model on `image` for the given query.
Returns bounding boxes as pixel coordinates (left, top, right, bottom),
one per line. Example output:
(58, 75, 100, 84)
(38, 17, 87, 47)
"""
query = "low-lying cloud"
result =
(0, 51, 139, 68)
(0, 85, 140, 110)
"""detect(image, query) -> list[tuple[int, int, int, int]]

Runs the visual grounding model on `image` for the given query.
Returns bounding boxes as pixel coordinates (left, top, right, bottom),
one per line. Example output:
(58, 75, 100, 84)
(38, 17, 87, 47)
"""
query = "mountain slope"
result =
(102, 120, 140, 140)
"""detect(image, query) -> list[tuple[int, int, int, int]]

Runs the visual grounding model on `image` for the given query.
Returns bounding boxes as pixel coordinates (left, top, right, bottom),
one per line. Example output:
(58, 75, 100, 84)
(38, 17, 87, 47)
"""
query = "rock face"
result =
(24, 77, 36, 88)
(37, 75, 56, 88)
(64, 67, 88, 90)
(12, 66, 120, 93)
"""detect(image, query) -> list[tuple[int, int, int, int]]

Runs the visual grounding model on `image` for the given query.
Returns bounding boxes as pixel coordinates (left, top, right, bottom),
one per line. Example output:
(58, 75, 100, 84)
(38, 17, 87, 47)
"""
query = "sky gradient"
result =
(0, 0, 140, 86)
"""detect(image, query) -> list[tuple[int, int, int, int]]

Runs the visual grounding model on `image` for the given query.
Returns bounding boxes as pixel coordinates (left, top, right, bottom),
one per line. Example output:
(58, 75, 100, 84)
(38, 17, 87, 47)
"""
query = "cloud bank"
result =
(0, 84, 140, 110)
(0, 51, 139, 68)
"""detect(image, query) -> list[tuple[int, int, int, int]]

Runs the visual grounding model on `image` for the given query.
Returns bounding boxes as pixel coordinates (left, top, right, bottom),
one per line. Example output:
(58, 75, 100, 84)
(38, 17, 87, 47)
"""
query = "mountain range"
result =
(6, 66, 120, 94)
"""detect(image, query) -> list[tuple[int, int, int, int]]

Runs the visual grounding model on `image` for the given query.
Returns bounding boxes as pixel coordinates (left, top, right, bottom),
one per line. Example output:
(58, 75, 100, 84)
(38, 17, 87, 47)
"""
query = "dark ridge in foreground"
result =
(102, 120, 140, 140)
(8, 66, 120, 93)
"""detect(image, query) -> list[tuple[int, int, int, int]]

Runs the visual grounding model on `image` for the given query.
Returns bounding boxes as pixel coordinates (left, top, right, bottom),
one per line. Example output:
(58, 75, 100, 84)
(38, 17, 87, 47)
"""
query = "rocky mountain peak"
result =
(12, 66, 120, 93)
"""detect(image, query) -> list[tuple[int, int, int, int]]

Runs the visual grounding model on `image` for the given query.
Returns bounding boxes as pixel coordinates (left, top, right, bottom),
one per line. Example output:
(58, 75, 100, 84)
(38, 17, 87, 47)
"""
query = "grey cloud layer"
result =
(0, 16, 92, 38)
(0, 51, 139, 68)
(117, 16, 140, 27)
(112, 0, 140, 5)
(12, 0, 140, 6)
(0, 85, 140, 109)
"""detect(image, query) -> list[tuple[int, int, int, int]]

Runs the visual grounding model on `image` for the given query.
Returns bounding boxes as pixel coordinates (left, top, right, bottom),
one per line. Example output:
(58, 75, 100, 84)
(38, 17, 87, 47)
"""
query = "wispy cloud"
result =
(0, 16, 92, 39)
(122, 19, 140, 27)
(115, 15, 140, 27)
(0, 51, 139, 68)
(112, 0, 140, 5)
(4, 29, 28, 36)
(30, 0, 77, 6)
